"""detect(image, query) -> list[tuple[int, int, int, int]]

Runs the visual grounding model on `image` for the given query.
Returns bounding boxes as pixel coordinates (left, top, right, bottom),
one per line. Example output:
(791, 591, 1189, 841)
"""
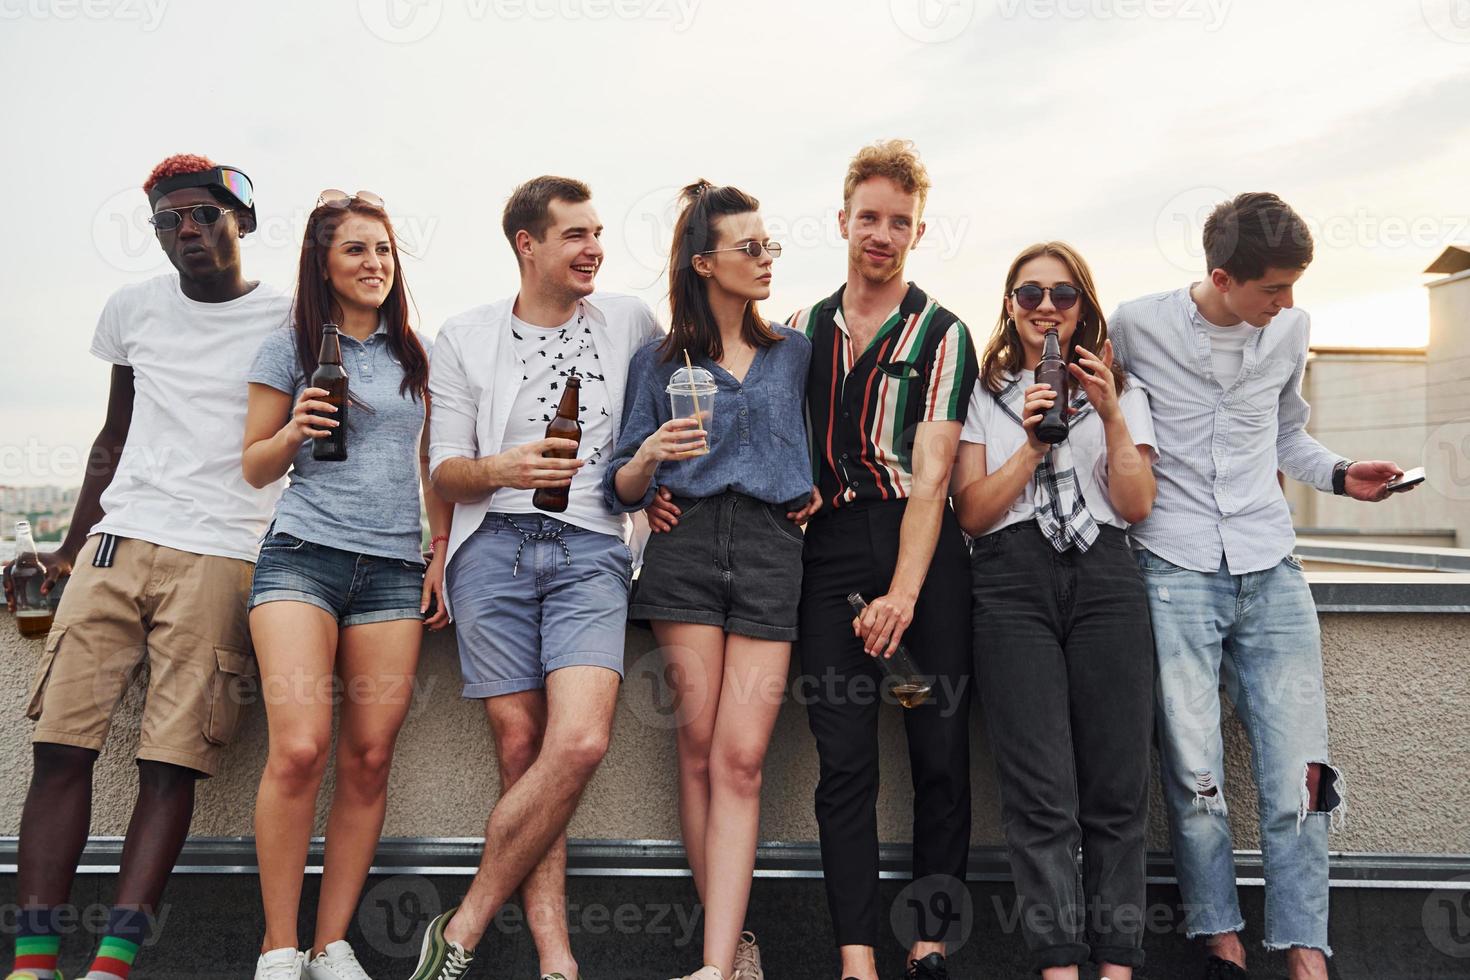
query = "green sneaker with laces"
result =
(407, 908, 474, 980)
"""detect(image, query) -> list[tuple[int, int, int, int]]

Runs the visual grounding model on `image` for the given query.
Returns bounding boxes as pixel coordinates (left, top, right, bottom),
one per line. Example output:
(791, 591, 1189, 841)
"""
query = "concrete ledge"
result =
(1305, 573, 1470, 612)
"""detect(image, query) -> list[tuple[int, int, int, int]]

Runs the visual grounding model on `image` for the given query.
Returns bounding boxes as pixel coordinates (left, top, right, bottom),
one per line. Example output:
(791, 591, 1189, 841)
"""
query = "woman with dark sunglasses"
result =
(241, 190, 452, 980)
(604, 181, 819, 980)
(951, 242, 1158, 980)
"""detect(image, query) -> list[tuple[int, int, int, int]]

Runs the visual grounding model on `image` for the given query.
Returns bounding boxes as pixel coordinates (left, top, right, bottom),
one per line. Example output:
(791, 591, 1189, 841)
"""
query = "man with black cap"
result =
(3, 154, 289, 980)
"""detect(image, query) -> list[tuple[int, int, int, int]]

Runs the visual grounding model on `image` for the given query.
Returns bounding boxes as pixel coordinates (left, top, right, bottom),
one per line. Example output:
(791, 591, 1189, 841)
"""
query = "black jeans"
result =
(798, 499, 973, 949)
(971, 521, 1154, 971)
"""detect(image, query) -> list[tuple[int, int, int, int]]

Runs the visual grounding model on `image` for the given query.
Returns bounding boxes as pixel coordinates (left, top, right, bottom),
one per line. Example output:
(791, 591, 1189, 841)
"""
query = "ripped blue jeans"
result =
(1137, 549, 1345, 955)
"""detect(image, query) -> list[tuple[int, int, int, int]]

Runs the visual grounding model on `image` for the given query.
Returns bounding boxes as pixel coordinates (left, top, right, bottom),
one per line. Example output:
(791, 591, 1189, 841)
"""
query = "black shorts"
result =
(631, 490, 805, 641)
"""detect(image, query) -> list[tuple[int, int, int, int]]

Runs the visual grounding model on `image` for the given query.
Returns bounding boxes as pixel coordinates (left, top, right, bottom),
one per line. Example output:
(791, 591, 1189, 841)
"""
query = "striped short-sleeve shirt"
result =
(789, 282, 977, 508)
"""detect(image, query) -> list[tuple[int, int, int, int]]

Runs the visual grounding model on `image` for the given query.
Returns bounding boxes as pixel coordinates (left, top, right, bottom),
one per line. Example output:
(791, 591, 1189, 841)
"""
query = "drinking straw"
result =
(682, 349, 703, 423)
(681, 349, 708, 455)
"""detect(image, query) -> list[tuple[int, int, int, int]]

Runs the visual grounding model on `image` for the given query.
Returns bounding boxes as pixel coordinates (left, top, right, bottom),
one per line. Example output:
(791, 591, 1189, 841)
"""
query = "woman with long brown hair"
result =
(604, 181, 819, 980)
(241, 191, 451, 980)
(951, 241, 1157, 980)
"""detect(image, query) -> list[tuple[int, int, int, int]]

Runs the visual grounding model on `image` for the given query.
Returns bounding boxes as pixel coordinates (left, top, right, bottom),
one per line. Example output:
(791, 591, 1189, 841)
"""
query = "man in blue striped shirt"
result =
(1109, 192, 1412, 980)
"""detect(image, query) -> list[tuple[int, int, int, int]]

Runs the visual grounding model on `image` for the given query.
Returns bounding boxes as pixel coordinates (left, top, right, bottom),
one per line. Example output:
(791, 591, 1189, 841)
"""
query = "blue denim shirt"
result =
(250, 324, 430, 563)
(604, 326, 813, 512)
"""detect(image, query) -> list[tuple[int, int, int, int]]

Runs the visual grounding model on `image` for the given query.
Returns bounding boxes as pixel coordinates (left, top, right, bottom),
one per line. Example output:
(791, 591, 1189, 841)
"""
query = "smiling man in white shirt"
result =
(1109, 192, 1412, 980)
(409, 176, 660, 980)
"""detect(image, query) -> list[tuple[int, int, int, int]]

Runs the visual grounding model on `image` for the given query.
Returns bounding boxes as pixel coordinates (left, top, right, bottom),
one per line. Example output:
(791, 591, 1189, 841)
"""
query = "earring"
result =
(1005, 316, 1016, 329)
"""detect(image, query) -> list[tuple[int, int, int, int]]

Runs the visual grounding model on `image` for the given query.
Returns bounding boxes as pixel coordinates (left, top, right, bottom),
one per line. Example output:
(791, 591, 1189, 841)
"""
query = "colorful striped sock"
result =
(84, 907, 150, 980)
(83, 936, 138, 979)
(14, 906, 62, 979)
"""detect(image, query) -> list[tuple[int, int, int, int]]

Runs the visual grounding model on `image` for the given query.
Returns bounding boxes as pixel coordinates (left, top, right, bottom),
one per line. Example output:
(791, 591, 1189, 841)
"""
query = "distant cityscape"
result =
(1, 485, 77, 548)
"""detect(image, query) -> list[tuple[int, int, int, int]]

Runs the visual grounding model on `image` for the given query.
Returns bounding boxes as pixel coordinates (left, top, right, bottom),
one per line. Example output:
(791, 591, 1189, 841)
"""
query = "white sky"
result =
(3, 0, 1468, 485)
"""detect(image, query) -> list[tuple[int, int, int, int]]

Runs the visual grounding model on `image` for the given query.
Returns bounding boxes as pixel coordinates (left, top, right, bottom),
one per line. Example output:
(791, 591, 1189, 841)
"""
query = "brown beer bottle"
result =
(311, 324, 349, 461)
(533, 373, 583, 513)
(1034, 327, 1071, 445)
(11, 521, 53, 639)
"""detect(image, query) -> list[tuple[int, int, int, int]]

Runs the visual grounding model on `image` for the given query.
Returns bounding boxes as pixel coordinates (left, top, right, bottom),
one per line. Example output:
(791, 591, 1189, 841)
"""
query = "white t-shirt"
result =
(960, 370, 1159, 534)
(487, 312, 620, 536)
(1203, 321, 1254, 387)
(89, 274, 290, 561)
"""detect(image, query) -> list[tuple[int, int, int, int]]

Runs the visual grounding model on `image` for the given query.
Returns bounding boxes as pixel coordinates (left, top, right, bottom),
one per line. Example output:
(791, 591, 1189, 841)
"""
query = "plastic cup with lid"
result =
(666, 366, 716, 455)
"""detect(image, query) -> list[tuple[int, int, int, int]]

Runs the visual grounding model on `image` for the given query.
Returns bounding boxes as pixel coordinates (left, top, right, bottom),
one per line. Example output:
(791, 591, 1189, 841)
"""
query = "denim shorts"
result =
(249, 529, 425, 626)
(447, 512, 632, 699)
(632, 490, 804, 641)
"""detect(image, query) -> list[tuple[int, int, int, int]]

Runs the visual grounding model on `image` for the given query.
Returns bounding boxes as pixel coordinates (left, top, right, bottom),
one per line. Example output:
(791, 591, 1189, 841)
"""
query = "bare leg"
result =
(699, 634, 787, 977)
(15, 743, 98, 908)
(1206, 932, 1248, 969)
(312, 618, 422, 954)
(250, 601, 338, 953)
(111, 760, 199, 913)
(652, 621, 727, 903)
(443, 666, 620, 950)
(1286, 947, 1330, 980)
(485, 691, 578, 980)
(838, 945, 878, 980)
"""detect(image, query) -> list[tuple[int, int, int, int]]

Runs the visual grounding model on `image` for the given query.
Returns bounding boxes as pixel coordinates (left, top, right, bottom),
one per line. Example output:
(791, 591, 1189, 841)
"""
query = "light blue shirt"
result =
(250, 323, 431, 563)
(604, 327, 814, 512)
(1108, 287, 1346, 575)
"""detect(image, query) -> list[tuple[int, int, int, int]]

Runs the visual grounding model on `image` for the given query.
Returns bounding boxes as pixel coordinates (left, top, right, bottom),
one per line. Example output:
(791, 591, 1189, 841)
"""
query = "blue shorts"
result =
(249, 529, 426, 626)
(447, 513, 632, 699)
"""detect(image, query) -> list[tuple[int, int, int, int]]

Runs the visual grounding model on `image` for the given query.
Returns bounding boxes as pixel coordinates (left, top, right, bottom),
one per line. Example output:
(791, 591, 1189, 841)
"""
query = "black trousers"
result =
(798, 499, 973, 949)
(971, 521, 1154, 970)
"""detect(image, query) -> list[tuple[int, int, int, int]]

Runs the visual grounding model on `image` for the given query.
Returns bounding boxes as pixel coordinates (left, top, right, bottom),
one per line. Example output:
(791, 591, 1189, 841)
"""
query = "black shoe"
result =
(905, 953, 948, 980)
(1204, 954, 1250, 979)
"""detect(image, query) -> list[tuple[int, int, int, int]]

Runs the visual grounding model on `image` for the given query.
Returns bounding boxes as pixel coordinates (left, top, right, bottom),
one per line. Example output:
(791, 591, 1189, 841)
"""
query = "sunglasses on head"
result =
(700, 240, 782, 259)
(318, 189, 386, 209)
(1011, 283, 1081, 312)
(148, 204, 234, 231)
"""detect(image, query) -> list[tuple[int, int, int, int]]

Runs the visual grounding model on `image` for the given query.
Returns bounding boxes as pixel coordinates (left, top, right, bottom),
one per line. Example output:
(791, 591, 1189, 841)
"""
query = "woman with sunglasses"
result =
(951, 242, 1158, 979)
(604, 181, 819, 980)
(241, 190, 451, 980)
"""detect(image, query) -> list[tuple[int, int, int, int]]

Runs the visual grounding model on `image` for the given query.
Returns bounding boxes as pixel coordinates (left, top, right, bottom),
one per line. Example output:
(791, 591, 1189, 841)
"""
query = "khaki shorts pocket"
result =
(25, 627, 66, 721)
(202, 645, 257, 746)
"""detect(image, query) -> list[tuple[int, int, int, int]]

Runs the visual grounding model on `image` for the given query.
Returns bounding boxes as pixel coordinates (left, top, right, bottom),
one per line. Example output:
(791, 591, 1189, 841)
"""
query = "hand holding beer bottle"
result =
(3, 533, 70, 618)
(534, 373, 584, 513)
(311, 324, 349, 461)
(9, 522, 55, 638)
(284, 386, 340, 447)
(488, 374, 585, 496)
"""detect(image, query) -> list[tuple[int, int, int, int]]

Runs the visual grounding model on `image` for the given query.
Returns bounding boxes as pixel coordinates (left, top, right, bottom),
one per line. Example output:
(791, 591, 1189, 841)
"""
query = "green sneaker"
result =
(408, 907, 474, 980)
(7, 973, 65, 979)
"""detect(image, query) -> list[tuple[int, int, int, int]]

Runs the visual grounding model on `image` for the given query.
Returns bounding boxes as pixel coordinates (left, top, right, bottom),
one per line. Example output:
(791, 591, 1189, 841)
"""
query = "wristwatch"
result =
(1332, 459, 1352, 496)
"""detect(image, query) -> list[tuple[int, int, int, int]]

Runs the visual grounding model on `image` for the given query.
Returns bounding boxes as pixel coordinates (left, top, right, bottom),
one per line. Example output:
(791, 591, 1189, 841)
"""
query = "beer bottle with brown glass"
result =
(312, 324, 349, 461)
(1034, 327, 1071, 445)
(11, 521, 52, 639)
(533, 373, 583, 513)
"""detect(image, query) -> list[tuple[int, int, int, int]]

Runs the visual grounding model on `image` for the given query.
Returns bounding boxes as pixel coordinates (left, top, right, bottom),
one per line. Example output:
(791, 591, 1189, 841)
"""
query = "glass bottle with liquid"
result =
(10, 521, 53, 638)
(847, 593, 933, 708)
